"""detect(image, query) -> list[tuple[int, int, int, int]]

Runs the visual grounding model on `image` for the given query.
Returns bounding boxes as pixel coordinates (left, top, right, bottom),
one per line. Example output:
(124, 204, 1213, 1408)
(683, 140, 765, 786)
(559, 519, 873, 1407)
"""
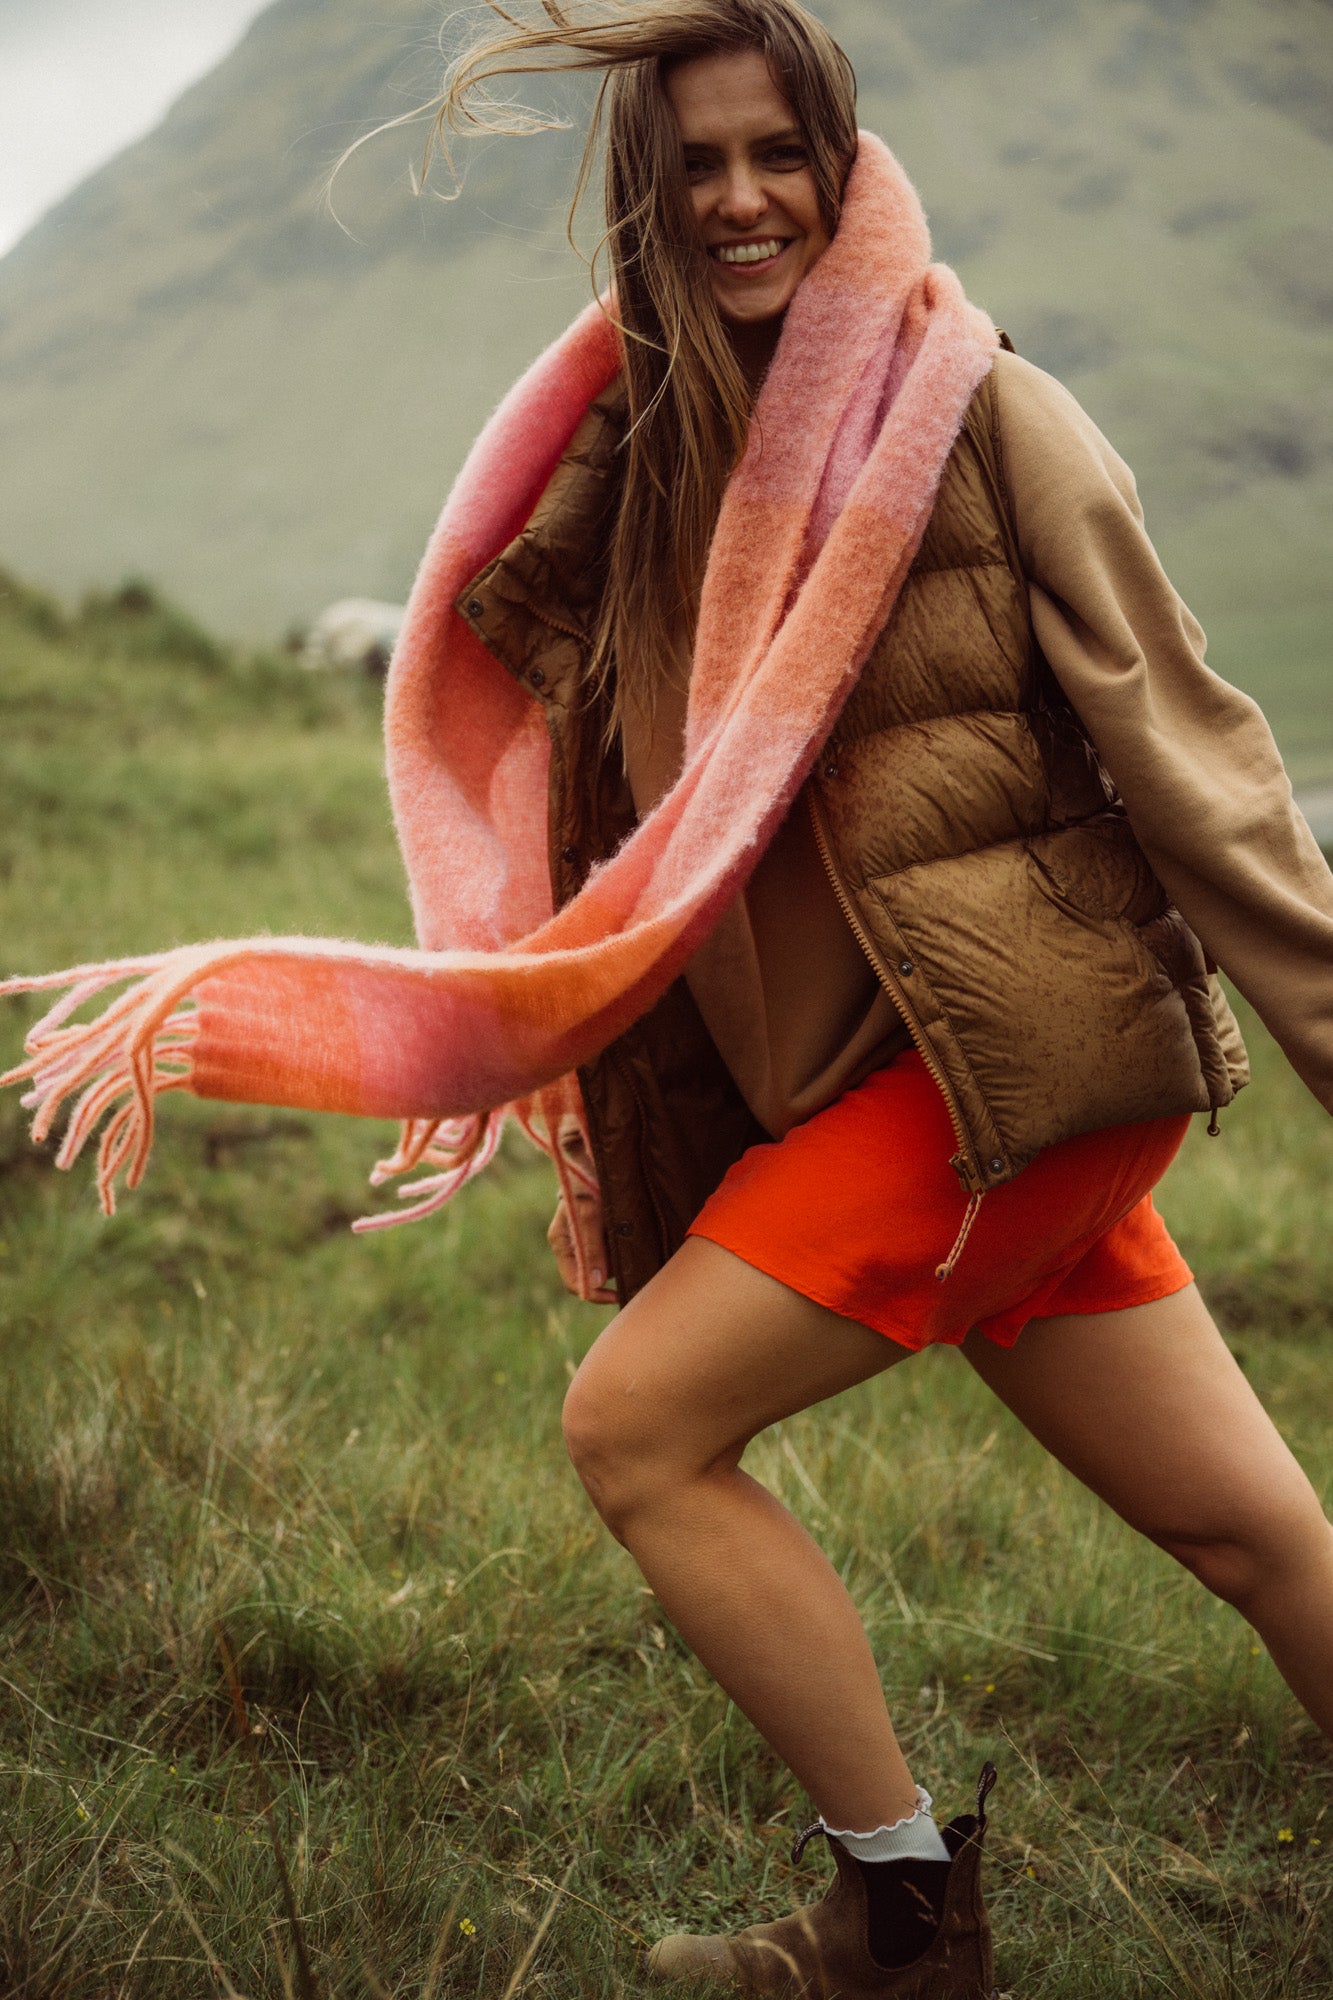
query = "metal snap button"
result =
(529, 667, 546, 688)
(562, 845, 579, 866)
(615, 1218, 634, 1237)
(898, 959, 914, 977)
(988, 1157, 1004, 1173)
(466, 597, 484, 618)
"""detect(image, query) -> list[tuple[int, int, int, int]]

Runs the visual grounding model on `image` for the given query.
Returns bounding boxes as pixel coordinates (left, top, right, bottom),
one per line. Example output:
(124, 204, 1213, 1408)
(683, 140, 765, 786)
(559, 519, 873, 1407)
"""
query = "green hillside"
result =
(0, 0, 1330, 769)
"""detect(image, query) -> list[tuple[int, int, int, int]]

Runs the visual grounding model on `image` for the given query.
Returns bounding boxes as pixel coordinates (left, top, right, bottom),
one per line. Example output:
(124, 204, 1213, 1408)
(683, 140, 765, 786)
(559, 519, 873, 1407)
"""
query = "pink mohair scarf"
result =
(1, 135, 998, 1294)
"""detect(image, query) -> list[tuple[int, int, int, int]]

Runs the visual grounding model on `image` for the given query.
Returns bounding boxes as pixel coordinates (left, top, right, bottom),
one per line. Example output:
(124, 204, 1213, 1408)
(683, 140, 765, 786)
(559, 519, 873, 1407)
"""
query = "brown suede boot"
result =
(646, 1764, 997, 1999)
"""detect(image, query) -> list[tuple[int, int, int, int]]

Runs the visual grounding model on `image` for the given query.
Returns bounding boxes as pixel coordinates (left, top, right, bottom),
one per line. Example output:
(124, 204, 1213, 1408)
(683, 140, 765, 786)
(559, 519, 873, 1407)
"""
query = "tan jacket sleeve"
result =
(993, 348, 1333, 1114)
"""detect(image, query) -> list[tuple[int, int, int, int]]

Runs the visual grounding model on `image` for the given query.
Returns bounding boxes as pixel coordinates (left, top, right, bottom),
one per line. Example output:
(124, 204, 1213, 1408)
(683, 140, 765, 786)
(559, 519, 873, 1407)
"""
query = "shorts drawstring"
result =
(935, 1190, 983, 1282)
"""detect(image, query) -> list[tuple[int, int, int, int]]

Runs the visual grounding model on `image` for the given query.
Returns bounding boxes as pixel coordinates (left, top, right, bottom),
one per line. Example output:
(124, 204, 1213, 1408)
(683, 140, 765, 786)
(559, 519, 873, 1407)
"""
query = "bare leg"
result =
(963, 1283, 1333, 1736)
(562, 1235, 918, 1829)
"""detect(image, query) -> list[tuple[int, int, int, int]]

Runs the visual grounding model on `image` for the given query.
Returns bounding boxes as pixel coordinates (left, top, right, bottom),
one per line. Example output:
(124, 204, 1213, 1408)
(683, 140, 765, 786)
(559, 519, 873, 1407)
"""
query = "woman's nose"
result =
(717, 167, 767, 228)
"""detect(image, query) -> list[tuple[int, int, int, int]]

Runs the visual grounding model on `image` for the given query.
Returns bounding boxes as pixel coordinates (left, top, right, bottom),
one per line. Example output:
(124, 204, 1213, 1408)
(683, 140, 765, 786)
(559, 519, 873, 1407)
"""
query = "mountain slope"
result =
(0, 0, 1330, 767)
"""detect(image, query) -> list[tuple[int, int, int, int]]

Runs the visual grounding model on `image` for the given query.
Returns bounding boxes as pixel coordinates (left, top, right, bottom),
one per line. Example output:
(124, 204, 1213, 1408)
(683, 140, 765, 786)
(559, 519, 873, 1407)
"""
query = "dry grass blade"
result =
(0, 1672, 157, 1759)
(166, 1876, 249, 2000)
(111, 1909, 162, 2000)
(499, 1857, 577, 2000)
(215, 1624, 321, 2000)
(1097, 1855, 1212, 2000)
(419, 1881, 467, 2000)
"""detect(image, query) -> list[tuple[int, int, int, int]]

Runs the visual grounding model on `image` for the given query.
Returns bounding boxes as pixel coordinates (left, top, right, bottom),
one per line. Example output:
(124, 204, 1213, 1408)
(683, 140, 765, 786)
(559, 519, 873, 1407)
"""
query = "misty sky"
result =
(0, 0, 272, 255)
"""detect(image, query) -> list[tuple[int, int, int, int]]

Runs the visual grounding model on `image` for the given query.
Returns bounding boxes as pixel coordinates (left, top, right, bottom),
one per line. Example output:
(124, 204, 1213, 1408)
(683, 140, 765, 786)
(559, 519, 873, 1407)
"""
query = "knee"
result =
(1155, 1504, 1333, 1613)
(560, 1371, 665, 1544)
(1156, 1532, 1268, 1608)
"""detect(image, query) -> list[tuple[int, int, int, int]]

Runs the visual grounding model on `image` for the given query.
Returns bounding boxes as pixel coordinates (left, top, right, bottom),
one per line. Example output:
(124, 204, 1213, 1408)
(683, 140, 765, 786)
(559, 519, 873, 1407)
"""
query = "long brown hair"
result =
(434, 2, 858, 722)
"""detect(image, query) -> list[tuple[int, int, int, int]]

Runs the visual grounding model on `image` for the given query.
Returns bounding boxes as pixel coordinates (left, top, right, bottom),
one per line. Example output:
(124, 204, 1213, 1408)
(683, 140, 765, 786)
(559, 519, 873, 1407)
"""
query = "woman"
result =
(4, 3, 1332, 1994)
(441, 2, 1333, 1992)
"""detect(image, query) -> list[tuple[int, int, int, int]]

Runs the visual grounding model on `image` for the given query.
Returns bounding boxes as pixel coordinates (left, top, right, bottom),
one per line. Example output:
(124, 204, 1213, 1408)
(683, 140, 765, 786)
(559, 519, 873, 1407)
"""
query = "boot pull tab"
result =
(976, 1760, 998, 1826)
(790, 1819, 827, 1865)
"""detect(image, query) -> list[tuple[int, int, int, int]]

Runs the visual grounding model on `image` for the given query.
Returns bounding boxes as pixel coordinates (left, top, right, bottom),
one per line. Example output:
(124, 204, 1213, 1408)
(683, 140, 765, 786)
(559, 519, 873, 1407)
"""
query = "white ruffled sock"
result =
(821, 1785, 951, 1864)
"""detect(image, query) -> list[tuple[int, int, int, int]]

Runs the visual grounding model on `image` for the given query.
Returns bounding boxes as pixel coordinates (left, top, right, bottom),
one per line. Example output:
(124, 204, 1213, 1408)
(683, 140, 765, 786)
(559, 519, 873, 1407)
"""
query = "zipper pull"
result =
(936, 1190, 984, 1283)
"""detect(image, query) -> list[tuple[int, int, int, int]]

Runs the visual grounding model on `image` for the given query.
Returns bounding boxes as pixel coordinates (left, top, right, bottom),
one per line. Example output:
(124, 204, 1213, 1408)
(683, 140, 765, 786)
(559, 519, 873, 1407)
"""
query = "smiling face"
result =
(665, 48, 832, 330)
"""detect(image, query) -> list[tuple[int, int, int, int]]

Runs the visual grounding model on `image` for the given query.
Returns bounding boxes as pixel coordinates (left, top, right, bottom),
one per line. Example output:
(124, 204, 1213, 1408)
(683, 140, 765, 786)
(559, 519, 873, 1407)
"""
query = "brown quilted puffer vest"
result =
(458, 369, 1248, 1301)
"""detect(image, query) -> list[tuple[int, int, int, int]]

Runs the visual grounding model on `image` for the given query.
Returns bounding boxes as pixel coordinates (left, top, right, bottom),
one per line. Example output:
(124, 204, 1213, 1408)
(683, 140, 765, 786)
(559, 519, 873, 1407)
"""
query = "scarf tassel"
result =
(1, 960, 195, 1217)
(512, 1085, 607, 1303)
(353, 1112, 507, 1232)
(354, 1083, 604, 1299)
(3, 961, 600, 1250)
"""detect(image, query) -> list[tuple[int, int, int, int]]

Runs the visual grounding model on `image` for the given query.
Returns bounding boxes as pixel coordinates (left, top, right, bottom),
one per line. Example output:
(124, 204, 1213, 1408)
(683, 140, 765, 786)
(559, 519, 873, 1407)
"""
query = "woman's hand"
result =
(548, 1120, 617, 1304)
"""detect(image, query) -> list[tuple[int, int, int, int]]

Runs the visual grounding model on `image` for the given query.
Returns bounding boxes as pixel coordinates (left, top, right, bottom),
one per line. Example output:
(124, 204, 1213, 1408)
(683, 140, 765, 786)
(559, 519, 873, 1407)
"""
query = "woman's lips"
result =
(709, 236, 793, 272)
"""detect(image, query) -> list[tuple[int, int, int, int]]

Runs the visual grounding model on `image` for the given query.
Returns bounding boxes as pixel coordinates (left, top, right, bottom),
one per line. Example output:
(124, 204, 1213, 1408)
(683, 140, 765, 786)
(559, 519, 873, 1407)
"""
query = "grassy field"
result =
(0, 576, 1329, 1997)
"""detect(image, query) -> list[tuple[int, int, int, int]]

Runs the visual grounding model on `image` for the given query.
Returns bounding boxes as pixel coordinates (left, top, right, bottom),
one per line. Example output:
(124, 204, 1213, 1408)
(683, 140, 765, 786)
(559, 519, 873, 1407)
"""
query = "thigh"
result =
(568, 1236, 913, 1473)
(961, 1283, 1317, 1545)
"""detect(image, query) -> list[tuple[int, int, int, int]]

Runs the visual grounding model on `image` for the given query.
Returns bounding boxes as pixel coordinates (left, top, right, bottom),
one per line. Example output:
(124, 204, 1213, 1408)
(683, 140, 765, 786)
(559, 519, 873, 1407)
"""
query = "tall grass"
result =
(0, 577, 1328, 1995)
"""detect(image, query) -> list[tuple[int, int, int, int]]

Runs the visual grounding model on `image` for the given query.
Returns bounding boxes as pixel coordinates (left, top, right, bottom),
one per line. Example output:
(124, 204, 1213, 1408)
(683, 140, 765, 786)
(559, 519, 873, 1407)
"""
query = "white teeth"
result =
(715, 238, 785, 265)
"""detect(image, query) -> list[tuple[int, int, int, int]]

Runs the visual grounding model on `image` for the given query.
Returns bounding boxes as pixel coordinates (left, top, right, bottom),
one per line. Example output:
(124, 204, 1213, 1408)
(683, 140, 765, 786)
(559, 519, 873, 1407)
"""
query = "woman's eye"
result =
(767, 145, 808, 169)
(683, 156, 713, 182)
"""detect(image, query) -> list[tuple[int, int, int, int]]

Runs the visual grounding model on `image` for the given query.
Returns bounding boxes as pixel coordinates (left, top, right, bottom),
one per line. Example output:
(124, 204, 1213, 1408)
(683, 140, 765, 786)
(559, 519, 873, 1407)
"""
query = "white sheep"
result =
(303, 598, 404, 676)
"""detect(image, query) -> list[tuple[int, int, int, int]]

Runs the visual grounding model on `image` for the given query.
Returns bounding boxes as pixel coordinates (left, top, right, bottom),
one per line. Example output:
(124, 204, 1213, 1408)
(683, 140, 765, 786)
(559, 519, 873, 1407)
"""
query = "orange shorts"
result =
(687, 1051, 1193, 1351)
